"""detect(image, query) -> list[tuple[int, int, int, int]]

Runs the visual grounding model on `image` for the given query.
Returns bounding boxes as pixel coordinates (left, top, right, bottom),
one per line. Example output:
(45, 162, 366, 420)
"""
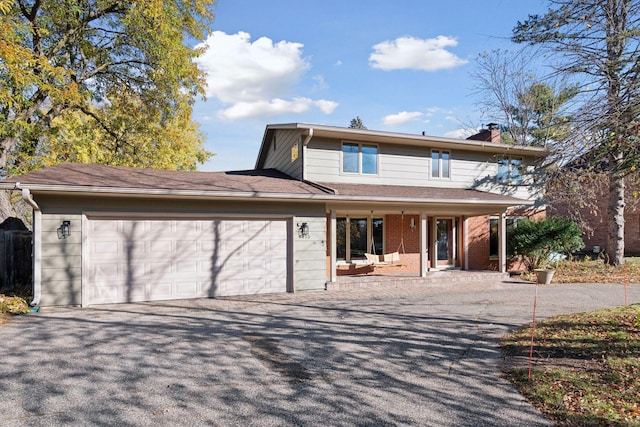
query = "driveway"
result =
(1, 280, 638, 426)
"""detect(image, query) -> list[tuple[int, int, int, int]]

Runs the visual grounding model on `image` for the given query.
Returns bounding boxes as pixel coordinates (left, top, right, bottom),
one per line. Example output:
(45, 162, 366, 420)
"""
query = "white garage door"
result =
(86, 218, 288, 305)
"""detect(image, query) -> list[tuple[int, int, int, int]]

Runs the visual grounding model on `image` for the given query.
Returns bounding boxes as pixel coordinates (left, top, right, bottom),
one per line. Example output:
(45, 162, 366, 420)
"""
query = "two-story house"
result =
(1, 123, 547, 307)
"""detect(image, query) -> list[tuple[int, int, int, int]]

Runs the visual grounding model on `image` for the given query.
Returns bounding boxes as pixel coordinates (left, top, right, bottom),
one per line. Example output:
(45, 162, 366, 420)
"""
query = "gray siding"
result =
(261, 129, 303, 179)
(41, 213, 82, 306)
(292, 214, 327, 292)
(305, 138, 544, 202)
(35, 195, 328, 305)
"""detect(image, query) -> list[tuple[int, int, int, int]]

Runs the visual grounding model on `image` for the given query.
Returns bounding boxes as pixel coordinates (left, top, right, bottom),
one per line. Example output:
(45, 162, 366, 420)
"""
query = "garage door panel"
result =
(93, 240, 120, 255)
(92, 287, 118, 304)
(127, 285, 147, 301)
(147, 240, 173, 255)
(149, 220, 173, 232)
(87, 218, 288, 304)
(200, 240, 218, 252)
(174, 280, 195, 295)
(246, 240, 268, 255)
(217, 279, 244, 295)
(176, 261, 199, 275)
(148, 281, 172, 298)
(175, 240, 198, 253)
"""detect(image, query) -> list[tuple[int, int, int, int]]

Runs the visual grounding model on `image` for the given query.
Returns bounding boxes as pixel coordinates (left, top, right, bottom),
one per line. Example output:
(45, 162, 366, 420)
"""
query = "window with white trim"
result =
(497, 156, 523, 185)
(431, 150, 450, 179)
(489, 216, 522, 258)
(342, 143, 378, 175)
(336, 217, 383, 260)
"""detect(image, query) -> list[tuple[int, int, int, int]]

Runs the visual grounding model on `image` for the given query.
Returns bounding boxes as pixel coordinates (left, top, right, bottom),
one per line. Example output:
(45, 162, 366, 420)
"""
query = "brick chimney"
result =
(467, 123, 501, 143)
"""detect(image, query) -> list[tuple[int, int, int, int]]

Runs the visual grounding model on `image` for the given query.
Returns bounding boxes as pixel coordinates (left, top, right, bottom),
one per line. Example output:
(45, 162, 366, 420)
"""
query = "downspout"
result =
(301, 128, 313, 181)
(16, 184, 42, 307)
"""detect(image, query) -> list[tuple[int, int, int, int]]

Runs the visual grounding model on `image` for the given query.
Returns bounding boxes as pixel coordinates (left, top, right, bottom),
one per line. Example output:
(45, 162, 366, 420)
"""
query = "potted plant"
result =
(508, 216, 584, 284)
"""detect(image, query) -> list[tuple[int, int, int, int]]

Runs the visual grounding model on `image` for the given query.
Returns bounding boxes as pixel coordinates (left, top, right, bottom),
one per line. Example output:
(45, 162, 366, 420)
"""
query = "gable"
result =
(257, 128, 304, 180)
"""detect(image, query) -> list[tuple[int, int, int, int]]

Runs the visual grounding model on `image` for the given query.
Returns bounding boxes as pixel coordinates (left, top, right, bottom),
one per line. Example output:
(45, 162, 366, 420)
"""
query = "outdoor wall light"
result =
(297, 222, 310, 238)
(409, 217, 416, 231)
(57, 220, 71, 239)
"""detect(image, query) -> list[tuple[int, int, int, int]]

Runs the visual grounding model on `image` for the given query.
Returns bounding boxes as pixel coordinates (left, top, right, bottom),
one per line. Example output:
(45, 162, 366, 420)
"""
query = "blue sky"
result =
(193, 0, 548, 171)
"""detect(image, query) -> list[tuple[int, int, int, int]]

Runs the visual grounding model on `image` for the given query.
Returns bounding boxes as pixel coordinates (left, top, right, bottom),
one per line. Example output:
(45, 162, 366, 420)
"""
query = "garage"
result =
(86, 217, 289, 305)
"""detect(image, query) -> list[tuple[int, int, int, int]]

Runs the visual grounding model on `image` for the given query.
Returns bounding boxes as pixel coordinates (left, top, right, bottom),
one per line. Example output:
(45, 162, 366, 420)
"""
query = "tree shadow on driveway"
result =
(3, 283, 632, 426)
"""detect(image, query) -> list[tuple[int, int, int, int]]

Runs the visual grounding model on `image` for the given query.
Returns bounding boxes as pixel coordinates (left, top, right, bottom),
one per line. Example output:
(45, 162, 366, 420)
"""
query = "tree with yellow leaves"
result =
(0, 0, 215, 217)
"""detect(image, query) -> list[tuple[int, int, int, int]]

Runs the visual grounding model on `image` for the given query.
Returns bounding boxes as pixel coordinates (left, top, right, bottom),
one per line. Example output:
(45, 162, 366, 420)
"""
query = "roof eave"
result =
(0, 183, 532, 208)
(264, 123, 549, 156)
(0, 183, 325, 202)
(327, 194, 532, 205)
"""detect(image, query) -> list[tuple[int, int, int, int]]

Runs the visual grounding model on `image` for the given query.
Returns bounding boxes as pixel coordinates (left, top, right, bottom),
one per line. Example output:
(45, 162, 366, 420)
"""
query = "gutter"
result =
(302, 127, 314, 147)
(0, 180, 532, 206)
(6, 184, 529, 206)
(16, 183, 41, 307)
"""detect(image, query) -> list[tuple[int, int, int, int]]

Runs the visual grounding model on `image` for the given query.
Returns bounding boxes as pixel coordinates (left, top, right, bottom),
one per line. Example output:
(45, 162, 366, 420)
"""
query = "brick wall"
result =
(467, 215, 495, 271)
(466, 208, 546, 271)
(385, 214, 420, 254)
(549, 177, 640, 256)
(381, 214, 422, 275)
(328, 213, 426, 276)
(327, 209, 549, 276)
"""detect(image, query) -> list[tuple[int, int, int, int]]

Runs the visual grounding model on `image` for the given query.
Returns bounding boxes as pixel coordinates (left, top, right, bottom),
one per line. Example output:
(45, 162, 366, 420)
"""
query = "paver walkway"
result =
(1, 280, 638, 426)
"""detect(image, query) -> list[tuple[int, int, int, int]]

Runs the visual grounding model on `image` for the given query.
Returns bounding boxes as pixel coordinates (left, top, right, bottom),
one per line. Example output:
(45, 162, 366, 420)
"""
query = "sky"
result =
(192, 0, 549, 172)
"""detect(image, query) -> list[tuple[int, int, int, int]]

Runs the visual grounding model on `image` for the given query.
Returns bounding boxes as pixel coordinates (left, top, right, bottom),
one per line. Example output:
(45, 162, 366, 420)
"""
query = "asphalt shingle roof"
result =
(2, 163, 529, 205)
(316, 182, 526, 203)
(3, 163, 329, 195)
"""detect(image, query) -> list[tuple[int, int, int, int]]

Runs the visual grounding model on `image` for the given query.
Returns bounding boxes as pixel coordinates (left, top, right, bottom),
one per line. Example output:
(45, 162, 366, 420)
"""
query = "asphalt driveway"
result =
(1, 280, 639, 426)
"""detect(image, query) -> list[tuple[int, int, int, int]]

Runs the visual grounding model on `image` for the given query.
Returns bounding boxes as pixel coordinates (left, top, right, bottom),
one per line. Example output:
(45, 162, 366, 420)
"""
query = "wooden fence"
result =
(0, 230, 32, 295)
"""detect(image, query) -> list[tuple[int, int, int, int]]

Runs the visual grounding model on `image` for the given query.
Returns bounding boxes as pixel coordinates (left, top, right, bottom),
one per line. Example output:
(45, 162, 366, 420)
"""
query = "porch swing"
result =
(364, 211, 403, 266)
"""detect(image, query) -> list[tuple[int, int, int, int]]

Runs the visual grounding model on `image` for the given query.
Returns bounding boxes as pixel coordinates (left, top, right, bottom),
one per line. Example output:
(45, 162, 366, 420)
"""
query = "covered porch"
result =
(321, 183, 531, 285)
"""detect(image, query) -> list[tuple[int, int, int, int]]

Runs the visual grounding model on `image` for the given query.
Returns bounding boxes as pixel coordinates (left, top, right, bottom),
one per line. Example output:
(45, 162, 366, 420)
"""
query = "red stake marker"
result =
(528, 275, 538, 381)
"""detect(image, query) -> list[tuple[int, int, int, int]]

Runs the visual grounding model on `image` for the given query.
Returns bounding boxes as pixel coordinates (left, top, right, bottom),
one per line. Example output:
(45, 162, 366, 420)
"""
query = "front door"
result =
(436, 218, 455, 267)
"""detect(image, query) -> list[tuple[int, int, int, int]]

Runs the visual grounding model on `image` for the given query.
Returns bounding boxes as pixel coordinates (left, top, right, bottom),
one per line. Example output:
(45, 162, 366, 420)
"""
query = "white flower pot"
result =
(534, 269, 555, 285)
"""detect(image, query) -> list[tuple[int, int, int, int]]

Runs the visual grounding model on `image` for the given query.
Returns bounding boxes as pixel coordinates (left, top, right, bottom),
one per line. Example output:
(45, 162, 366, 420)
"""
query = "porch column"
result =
(329, 210, 337, 283)
(498, 212, 507, 273)
(431, 218, 438, 269)
(419, 212, 427, 277)
(463, 216, 469, 271)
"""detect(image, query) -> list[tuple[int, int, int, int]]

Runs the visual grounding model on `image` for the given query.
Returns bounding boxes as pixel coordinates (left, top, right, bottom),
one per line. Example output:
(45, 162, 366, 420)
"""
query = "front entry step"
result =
(325, 271, 509, 291)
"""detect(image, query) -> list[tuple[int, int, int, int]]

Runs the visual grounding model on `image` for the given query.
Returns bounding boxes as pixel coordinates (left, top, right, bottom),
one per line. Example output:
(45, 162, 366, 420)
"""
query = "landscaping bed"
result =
(0, 294, 30, 321)
(501, 305, 640, 426)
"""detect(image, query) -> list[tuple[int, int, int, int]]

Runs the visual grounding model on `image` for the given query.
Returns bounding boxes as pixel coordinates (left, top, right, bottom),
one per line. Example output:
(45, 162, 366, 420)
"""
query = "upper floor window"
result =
(342, 143, 378, 174)
(497, 156, 523, 185)
(431, 150, 450, 179)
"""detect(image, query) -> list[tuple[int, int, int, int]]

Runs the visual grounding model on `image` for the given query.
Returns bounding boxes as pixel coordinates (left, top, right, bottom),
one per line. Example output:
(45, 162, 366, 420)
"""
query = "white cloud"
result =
(218, 98, 338, 121)
(195, 31, 337, 119)
(311, 74, 329, 92)
(383, 111, 424, 126)
(444, 128, 477, 139)
(314, 99, 339, 114)
(425, 106, 453, 117)
(369, 36, 468, 71)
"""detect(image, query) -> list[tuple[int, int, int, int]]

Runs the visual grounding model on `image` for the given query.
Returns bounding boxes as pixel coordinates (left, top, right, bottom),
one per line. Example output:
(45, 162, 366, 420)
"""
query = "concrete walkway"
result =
(1, 280, 638, 426)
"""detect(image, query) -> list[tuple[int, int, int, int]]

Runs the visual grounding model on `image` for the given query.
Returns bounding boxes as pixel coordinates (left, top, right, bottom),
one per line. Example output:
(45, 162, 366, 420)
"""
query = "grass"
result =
(553, 257, 640, 284)
(516, 257, 640, 284)
(501, 305, 640, 426)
